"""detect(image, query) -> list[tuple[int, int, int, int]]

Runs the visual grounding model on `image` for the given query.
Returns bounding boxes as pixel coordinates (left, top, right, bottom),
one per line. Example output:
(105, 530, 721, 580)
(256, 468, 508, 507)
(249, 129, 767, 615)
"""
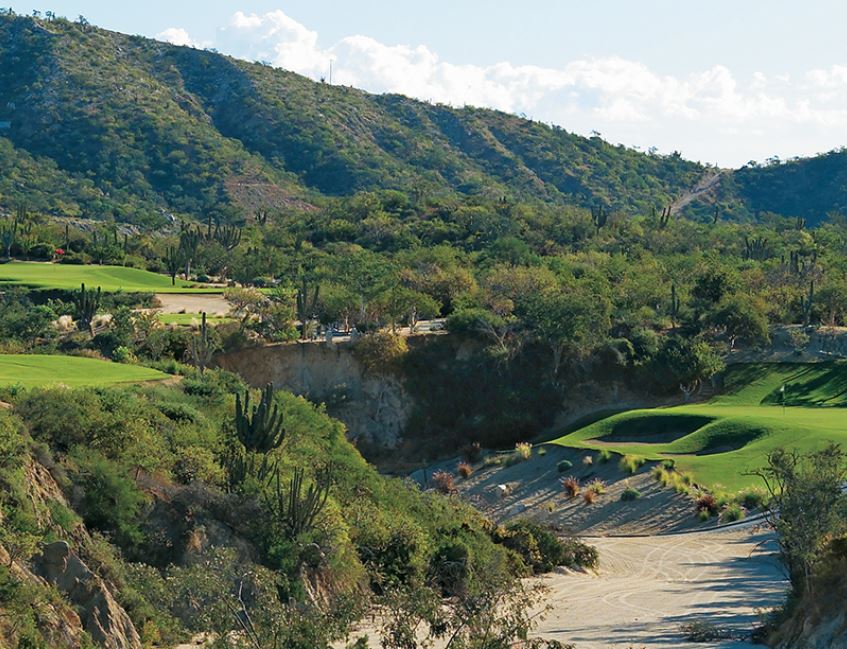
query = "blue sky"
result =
(13, 1, 847, 166)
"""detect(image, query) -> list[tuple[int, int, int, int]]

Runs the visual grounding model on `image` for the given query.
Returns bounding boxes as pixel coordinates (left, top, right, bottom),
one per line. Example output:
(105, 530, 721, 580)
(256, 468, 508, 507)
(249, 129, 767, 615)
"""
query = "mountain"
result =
(0, 13, 846, 226)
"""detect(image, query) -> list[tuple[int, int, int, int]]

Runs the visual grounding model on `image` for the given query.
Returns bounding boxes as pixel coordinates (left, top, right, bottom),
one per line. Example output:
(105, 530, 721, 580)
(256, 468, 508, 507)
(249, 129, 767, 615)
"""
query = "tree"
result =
(225, 287, 267, 332)
(707, 295, 770, 349)
(524, 288, 611, 379)
(752, 444, 847, 595)
(653, 336, 724, 399)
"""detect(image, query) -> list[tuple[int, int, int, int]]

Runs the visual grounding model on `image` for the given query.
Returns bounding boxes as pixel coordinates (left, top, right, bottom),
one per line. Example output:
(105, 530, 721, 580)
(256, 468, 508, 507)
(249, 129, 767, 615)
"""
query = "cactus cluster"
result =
(74, 283, 101, 334)
(264, 466, 332, 540)
(590, 203, 608, 232)
(235, 384, 285, 453)
(189, 312, 215, 374)
(296, 275, 320, 339)
(744, 236, 769, 260)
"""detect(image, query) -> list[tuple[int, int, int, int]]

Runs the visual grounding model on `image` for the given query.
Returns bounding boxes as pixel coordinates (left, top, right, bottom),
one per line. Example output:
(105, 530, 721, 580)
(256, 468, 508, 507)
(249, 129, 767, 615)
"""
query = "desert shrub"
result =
(561, 476, 580, 499)
(558, 537, 599, 570)
(112, 345, 138, 364)
(430, 541, 470, 596)
(661, 459, 676, 470)
(515, 442, 532, 460)
(582, 455, 593, 467)
(432, 470, 456, 495)
(460, 441, 482, 463)
(696, 493, 718, 515)
(720, 503, 745, 523)
(588, 478, 606, 494)
(583, 490, 597, 505)
(556, 459, 573, 473)
(697, 509, 711, 522)
(598, 449, 612, 463)
(72, 452, 148, 550)
(352, 331, 409, 374)
(537, 447, 547, 456)
(620, 485, 642, 501)
(619, 454, 645, 474)
(502, 521, 592, 573)
(735, 487, 767, 510)
(457, 462, 473, 479)
(172, 446, 225, 485)
(355, 526, 425, 591)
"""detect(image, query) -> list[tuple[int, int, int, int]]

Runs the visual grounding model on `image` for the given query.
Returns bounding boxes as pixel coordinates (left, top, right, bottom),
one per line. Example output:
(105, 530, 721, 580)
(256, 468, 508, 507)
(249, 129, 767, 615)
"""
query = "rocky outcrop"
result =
(214, 341, 412, 448)
(33, 541, 141, 649)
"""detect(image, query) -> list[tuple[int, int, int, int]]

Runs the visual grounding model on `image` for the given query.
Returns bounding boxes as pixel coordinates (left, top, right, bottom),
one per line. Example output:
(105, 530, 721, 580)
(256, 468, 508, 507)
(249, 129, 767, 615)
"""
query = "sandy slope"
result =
(153, 293, 231, 315)
(534, 527, 786, 648)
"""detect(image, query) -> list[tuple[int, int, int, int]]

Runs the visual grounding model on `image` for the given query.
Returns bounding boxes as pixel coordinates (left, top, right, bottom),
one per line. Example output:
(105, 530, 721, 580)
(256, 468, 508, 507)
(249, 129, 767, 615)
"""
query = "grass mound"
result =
(551, 362, 847, 491)
(0, 354, 169, 388)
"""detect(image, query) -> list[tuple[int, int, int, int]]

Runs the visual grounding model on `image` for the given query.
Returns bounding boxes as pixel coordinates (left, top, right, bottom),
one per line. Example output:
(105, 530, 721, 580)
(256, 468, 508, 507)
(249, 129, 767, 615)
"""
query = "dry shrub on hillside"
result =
(457, 462, 473, 479)
(432, 470, 457, 494)
(696, 493, 718, 515)
(561, 476, 580, 499)
(460, 441, 482, 464)
(583, 490, 598, 505)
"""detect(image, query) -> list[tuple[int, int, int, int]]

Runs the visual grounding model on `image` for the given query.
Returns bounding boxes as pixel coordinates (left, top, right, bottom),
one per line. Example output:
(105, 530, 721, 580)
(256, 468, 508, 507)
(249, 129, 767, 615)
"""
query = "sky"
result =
(13, 1, 847, 167)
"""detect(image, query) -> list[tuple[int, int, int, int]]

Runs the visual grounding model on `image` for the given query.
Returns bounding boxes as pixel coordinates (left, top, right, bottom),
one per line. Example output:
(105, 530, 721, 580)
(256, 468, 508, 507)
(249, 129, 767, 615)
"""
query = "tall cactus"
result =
(222, 445, 277, 493)
(164, 246, 182, 286)
(0, 218, 16, 259)
(190, 312, 215, 374)
(264, 466, 332, 540)
(178, 226, 202, 279)
(213, 223, 242, 251)
(670, 283, 681, 329)
(74, 283, 101, 334)
(235, 384, 285, 453)
(802, 280, 815, 327)
(296, 275, 320, 339)
(590, 203, 608, 232)
(659, 205, 672, 228)
(713, 205, 720, 225)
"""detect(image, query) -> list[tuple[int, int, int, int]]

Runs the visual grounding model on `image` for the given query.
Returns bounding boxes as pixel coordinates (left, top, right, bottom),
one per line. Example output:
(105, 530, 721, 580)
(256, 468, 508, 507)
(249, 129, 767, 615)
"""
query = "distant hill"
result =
(0, 14, 845, 226)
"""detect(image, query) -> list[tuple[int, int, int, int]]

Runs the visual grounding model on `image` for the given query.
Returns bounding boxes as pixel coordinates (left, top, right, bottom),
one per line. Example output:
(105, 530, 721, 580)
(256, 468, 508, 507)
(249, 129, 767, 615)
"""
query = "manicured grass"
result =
(0, 261, 220, 293)
(157, 312, 234, 326)
(551, 362, 847, 491)
(0, 354, 170, 388)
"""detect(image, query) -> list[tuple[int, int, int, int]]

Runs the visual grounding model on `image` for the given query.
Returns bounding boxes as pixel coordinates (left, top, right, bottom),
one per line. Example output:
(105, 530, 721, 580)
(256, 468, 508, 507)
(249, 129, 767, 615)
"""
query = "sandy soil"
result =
(416, 446, 713, 535)
(534, 527, 786, 648)
(153, 293, 231, 315)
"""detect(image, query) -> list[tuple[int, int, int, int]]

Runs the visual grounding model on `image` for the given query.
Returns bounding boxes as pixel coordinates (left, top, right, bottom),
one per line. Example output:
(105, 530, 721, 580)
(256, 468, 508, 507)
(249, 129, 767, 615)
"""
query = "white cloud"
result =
(159, 10, 847, 166)
(156, 27, 197, 48)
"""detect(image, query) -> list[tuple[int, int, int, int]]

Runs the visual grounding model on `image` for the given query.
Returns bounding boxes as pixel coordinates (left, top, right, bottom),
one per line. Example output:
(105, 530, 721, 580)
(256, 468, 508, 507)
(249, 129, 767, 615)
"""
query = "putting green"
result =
(551, 362, 847, 491)
(0, 261, 220, 293)
(0, 354, 170, 388)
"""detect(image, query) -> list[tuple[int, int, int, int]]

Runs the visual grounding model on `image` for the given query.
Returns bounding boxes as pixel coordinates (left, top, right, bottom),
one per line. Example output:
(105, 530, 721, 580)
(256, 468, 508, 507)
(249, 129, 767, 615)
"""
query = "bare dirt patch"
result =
(153, 293, 230, 315)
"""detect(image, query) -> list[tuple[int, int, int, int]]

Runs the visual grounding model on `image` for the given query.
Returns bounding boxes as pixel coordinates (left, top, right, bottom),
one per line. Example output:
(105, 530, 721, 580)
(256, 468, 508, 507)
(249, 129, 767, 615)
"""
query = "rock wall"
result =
(214, 341, 412, 449)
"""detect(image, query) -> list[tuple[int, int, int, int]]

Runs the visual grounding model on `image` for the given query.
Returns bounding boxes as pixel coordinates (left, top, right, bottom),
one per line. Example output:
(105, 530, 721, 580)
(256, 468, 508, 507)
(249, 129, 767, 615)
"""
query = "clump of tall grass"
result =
(515, 442, 533, 460)
(619, 454, 645, 475)
(587, 478, 606, 495)
(457, 462, 473, 479)
(598, 449, 612, 463)
(720, 503, 745, 523)
(620, 483, 642, 501)
(561, 476, 580, 499)
(583, 490, 598, 505)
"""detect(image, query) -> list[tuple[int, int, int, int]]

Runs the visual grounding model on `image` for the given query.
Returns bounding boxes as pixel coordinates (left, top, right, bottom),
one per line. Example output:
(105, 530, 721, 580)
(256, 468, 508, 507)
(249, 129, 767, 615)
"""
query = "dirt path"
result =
(534, 527, 785, 648)
(671, 170, 723, 213)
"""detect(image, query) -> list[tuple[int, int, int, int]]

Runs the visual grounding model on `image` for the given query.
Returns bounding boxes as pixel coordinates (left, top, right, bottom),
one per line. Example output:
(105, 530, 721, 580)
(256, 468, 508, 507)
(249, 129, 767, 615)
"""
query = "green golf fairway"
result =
(0, 261, 220, 293)
(157, 312, 234, 326)
(551, 362, 847, 491)
(0, 354, 170, 388)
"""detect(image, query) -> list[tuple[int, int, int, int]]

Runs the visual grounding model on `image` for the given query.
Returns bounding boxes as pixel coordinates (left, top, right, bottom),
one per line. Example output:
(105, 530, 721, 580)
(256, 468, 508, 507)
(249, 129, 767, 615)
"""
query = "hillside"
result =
(0, 12, 817, 227)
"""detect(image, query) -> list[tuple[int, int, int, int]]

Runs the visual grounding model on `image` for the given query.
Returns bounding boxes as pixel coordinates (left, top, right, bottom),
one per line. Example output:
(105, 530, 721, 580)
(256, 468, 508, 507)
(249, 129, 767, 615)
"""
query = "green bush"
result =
(720, 503, 745, 523)
(502, 520, 596, 574)
(112, 345, 138, 364)
(620, 485, 642, 501)
(73, 452, 148, 550)
(556, 459, 573, 473)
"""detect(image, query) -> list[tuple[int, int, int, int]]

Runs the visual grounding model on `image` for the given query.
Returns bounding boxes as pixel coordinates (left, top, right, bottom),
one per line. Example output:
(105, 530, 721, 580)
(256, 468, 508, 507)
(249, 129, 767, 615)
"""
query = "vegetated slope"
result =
(0, 354, 169, 387)
(0, 261, 216, 292)
(551, 362, 847, 491)
(0, 13, 707, 223)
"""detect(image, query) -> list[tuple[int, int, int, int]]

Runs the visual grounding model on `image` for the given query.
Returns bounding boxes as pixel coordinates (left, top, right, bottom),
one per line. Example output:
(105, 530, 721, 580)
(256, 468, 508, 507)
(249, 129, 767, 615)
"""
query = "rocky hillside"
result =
(4, 13, 847, 227)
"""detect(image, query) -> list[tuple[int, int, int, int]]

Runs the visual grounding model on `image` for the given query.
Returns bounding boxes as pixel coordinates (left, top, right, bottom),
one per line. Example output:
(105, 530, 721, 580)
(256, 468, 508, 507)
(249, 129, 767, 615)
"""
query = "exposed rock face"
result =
(214, 341, 412, 448)
(34, 541, 141, 649)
